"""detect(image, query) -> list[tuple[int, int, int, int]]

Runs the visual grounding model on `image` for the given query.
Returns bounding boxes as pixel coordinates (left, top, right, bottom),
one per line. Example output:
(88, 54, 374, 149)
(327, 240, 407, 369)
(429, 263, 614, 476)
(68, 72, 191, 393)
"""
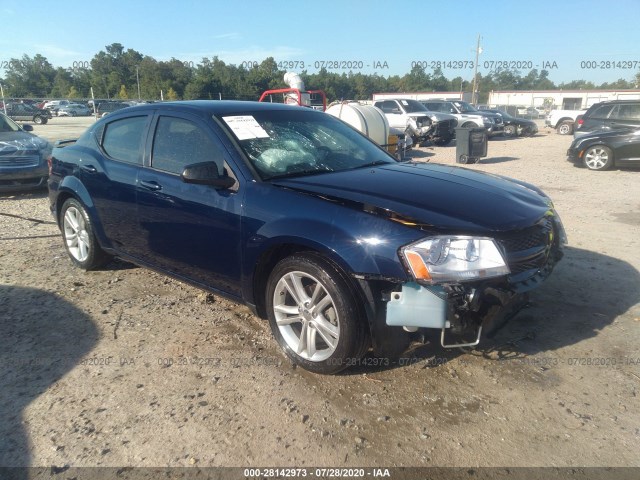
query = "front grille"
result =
(500, 217, 552, 251)
(434, 119, 456, 135)
(497, 217, 555, 278)
(0, 155, 40, 167)
(508, 252, 550, 274)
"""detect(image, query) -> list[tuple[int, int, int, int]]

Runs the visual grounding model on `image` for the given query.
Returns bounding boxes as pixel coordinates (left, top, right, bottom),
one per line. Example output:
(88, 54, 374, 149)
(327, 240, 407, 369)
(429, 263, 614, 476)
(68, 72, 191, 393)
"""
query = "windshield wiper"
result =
(351, 160, 394, 170)
(268, 168, 334, 180)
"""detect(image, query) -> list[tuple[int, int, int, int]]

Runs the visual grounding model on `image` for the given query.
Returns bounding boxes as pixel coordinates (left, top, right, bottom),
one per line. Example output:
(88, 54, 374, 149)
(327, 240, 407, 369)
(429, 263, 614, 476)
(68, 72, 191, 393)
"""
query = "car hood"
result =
(423, 111, 457, 122)
(405, 112, 432, 119)
(0, 131, 51, 155)
(273, 162, 551, 232)
(474, 111, 500, 119)
(457, 112, 491, 122)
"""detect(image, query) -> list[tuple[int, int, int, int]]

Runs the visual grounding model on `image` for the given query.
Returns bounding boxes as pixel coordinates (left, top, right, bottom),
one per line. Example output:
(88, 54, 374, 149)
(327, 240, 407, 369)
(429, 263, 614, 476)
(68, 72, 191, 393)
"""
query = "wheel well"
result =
(252, 244, 314, 318)
(252, 244, 368, 321)
(557, 118, 573, 125)
(55, 192, 76, 226)
(586, 144, 614, 158)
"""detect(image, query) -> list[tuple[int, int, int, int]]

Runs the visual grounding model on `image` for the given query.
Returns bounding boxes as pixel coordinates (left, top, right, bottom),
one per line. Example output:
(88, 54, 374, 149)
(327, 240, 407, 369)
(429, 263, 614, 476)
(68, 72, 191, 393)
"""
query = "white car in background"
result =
(42, 100, 71, 115)
(57, 103, 91, 117)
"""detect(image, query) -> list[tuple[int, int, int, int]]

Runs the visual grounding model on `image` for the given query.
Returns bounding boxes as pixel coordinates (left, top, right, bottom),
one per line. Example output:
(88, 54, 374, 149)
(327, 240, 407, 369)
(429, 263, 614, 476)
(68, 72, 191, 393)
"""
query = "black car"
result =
(574, 100, 640, 138)
(482, 109, 538, 137)
(0, 112, 52, 191)
(48, 100, 565, 374)
(4, 102, 52, 124)
(567, 128, 640, 171)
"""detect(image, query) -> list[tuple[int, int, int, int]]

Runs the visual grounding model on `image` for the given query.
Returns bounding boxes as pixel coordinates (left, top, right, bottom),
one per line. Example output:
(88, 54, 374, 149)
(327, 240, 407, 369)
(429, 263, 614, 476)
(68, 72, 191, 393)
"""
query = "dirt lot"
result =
(0, 116, 639, 469)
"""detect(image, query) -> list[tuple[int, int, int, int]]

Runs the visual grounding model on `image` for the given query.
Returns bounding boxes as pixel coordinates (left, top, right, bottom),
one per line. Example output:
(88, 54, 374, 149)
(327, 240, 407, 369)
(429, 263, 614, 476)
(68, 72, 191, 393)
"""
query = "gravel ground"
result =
(0, 116, 639, 469)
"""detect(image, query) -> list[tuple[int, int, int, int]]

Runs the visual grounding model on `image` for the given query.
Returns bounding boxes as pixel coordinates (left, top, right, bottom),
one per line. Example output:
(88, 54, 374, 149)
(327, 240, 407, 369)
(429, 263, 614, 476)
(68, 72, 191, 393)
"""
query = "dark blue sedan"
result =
(48, 101, 565, 374)
(0, 112, 51, 191)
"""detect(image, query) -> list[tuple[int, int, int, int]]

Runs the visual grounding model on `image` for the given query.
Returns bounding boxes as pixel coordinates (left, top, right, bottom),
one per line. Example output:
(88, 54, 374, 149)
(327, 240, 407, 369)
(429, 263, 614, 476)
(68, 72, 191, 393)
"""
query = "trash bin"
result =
(455, 127, 488, 164)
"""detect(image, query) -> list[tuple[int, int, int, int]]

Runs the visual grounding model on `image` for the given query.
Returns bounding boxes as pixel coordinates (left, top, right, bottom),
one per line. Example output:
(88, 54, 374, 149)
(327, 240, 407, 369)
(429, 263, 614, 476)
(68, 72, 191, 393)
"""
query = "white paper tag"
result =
(222, 115, 270, 140)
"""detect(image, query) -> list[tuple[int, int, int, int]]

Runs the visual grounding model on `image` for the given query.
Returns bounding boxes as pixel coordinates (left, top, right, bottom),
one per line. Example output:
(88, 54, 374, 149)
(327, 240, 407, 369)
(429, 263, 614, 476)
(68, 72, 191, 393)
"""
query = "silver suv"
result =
(373, 99, 457, 145)
(421, 100, 504, 137)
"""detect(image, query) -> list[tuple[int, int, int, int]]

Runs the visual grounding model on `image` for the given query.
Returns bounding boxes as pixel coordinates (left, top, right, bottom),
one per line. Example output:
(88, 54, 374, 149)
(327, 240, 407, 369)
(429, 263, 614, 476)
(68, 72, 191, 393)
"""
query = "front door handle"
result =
(80, 165, 97, 173)
(139, 180, 162, 191)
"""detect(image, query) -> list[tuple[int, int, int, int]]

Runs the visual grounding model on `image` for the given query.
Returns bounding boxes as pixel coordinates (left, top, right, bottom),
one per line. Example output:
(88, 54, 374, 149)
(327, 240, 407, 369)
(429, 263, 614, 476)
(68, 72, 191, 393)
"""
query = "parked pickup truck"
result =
(545, 109, 586, 135)
(4, 102, 52, 124)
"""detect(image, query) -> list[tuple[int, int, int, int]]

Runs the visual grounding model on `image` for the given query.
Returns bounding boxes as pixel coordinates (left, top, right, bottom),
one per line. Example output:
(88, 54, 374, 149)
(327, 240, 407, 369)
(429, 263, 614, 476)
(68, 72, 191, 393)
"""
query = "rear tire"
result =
(557, 121, 573, 135)
(266, 253, 369, 374)
(60, 198, 110, 270)
(33, 115, 44, 125)
(504, 125, 517, 136)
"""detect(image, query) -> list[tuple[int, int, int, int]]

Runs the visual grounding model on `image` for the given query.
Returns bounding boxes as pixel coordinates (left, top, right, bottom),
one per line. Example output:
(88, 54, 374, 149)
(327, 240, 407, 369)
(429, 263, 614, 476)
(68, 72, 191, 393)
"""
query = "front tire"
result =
(266, 254, 369, 374)
(433, 137, 452, 146)
(583, 145, 613, 171)
(60, 198, 110, 270)
(33, 115, 44, 124)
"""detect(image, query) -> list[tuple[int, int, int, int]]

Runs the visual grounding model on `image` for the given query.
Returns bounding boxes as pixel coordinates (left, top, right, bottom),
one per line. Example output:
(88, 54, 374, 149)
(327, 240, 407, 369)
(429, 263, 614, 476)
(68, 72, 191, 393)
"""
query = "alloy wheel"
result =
(63, 206, 90, 262)
(584, 146, 611, 170)
(272, 271, 340, 362)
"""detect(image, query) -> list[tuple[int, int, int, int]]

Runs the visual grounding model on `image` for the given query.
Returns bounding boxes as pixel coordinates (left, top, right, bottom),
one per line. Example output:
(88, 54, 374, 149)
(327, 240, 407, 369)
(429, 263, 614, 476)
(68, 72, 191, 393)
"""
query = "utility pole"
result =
(136, 66, 141, 100)
(472, 35, 482, 104)
(0, 83, 6, 114)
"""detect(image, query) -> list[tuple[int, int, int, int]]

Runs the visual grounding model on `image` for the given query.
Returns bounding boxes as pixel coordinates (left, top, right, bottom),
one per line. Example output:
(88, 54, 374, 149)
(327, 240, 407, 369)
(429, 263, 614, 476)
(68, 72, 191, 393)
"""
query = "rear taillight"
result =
(577, 118, 584, 126)
(47, 156, 52, 175)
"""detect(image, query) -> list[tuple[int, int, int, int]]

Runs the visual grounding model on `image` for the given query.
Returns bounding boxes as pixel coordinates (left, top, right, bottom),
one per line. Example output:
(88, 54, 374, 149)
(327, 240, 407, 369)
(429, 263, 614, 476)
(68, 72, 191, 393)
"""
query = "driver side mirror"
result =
(181, 161, 236, 189)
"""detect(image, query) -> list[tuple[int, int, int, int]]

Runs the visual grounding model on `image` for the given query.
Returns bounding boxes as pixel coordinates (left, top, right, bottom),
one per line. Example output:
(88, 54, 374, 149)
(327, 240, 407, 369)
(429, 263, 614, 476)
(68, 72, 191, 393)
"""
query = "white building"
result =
(487, 89, 640, 110)
(372, 91, 473, 102)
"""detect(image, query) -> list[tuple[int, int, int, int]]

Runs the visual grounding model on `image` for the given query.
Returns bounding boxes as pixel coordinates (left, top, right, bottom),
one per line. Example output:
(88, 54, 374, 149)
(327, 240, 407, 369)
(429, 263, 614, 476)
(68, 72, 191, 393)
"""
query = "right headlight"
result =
(400, 236, 510, 284)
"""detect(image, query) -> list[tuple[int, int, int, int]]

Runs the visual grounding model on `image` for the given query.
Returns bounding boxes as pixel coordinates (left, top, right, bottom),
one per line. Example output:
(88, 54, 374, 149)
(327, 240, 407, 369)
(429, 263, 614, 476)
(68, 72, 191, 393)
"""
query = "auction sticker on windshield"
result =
(222, 115, 270, 140)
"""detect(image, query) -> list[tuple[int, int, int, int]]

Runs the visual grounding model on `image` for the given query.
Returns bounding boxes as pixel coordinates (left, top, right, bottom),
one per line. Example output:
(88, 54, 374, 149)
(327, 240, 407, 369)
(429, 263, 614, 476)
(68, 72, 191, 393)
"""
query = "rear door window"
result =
(101, 116, 147, 165)
(589, 104, 615, 119)
(377, 100, 402, 114)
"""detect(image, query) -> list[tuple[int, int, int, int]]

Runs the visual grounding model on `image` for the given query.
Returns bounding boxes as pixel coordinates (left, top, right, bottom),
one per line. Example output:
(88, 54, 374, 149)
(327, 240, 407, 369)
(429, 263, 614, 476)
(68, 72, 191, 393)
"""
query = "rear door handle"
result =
(139, 180, 162, 191)
(80, 165, 97, 173)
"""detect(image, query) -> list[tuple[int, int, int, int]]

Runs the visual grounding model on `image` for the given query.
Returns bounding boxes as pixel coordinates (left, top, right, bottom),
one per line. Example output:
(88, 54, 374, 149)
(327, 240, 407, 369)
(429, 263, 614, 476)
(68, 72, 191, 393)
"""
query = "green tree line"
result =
(1, 43, 639, 103)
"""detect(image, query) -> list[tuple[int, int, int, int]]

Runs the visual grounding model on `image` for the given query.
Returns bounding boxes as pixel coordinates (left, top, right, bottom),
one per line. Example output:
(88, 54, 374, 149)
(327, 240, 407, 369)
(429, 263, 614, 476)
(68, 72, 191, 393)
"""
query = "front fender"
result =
(243, 212, 416, 293)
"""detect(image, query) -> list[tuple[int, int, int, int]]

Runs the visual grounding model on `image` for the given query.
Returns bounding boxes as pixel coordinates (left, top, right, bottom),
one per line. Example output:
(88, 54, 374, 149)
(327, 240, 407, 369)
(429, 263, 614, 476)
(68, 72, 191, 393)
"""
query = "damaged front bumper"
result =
(381, 216, 565, 349)
(385, 281, 530, 348)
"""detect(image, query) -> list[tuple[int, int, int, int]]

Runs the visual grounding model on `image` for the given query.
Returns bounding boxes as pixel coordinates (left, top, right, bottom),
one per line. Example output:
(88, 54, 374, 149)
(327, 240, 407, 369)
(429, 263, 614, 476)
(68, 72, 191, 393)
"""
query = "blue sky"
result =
(1, 0, 640, 86)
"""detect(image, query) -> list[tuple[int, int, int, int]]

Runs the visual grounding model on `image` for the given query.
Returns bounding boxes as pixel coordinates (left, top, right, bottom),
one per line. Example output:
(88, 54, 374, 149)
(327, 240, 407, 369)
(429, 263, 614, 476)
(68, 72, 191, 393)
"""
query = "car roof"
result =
(118, 100, 322, 116)
(593, 99, 640, 105)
